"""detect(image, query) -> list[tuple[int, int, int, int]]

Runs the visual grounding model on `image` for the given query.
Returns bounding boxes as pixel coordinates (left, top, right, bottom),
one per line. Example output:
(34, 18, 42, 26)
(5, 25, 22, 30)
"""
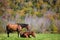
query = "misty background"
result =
(0, 0, 60, 33)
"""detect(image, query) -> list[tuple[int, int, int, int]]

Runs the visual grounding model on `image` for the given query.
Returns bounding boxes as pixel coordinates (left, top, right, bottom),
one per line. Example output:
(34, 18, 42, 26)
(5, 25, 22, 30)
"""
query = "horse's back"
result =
(6, 24, 18, 30)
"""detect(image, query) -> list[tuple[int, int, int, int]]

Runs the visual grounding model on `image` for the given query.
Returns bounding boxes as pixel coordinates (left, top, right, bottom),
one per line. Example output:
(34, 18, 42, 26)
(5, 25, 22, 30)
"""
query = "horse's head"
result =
(30, 31, 36, 38)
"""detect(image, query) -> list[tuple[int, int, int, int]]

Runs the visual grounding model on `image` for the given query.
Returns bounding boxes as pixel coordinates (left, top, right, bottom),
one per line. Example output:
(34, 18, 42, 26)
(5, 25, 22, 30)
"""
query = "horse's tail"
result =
(6, 24, 10, 32)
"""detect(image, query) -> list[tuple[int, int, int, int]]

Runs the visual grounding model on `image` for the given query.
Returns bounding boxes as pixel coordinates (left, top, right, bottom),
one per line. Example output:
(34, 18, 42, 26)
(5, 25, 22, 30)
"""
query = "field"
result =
(0, 33, 60, 40)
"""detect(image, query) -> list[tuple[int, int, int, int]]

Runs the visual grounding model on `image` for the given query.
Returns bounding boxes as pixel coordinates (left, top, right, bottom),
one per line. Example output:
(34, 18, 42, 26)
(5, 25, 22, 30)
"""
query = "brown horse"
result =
(20, 31, 35, 38)
(6, 23, 30, 37)
(6, 23, 22, 37)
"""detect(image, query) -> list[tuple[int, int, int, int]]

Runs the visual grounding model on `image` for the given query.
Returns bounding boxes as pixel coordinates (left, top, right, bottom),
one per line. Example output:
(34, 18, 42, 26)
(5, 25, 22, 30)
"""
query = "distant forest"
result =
(0, 0, 60, 33)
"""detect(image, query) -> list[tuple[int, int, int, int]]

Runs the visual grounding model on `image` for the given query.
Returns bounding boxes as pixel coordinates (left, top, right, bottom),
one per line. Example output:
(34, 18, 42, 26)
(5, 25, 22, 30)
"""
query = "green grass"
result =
(0, 33, 60, 40)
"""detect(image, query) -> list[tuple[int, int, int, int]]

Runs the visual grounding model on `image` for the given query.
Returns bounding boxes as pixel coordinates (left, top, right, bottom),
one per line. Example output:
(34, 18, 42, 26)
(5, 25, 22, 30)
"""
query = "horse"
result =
(20, 31, 35, 38)
(6, 23, 30, 37)
(6, 23, 22, 37)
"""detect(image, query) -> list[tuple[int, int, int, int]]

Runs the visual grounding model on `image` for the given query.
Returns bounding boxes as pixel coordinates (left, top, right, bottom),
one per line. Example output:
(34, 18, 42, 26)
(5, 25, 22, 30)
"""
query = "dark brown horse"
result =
(20, 31, 35, 38)
(6, 23, 30, 37)
(6, 23, 22, 37)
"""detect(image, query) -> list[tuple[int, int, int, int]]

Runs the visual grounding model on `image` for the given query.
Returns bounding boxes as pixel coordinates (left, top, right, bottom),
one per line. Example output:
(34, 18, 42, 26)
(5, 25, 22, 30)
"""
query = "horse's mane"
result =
(16, 23, 28, 28)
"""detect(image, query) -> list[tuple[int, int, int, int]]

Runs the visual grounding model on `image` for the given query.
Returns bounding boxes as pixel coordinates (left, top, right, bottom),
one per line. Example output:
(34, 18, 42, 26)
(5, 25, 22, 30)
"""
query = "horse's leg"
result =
(17, 25, 22, 37)
(17, 31, 20, 37)
(7, 31, 9, 37)
(28, 35, 31, 38)
(6, 26, 9, 37)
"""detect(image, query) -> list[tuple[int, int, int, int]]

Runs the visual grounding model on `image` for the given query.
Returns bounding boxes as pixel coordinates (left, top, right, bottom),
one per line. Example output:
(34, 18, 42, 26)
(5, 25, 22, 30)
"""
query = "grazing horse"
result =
(16, 23, 30, 31)
(20, 31, 35, 38)
(6, 23, 22, 37)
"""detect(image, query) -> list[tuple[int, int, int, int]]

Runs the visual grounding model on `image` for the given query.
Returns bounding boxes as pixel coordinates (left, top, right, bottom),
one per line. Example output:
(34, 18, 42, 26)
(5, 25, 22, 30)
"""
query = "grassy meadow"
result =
(0, 33, 60, 40)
